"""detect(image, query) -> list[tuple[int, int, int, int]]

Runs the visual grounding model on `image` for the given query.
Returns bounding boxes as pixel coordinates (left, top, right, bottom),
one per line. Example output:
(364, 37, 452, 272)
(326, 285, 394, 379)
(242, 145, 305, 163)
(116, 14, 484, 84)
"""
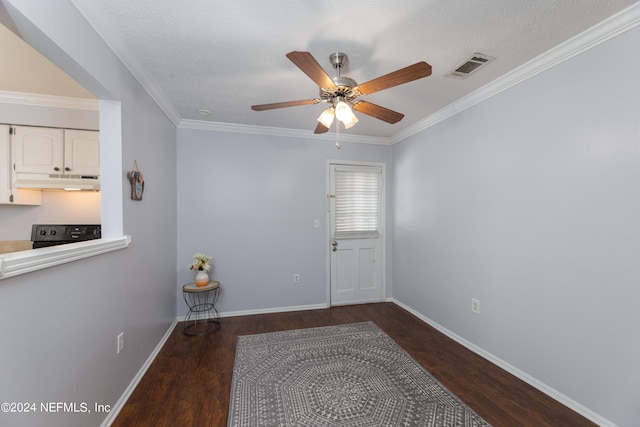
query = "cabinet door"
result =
(12, 126, 64, 174)
(0, 125, 41, 205)
(0, 125, 11, 203)
(64, 129, 100, 176)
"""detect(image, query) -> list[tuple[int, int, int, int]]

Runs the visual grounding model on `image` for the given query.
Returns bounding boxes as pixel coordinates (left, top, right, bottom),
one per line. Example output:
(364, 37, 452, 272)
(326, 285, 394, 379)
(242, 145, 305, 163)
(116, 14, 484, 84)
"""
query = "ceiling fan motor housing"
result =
(320, 52, 358, 103)
(320, 77, 358, 103)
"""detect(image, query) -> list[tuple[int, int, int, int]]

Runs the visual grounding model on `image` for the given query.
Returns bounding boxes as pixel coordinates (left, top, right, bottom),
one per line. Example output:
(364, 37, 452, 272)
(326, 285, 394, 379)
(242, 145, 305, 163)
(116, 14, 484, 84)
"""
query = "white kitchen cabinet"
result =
(12, 126, 99, 177)
(12, 126, 64, 174)
(63, 129, 100, 176)
(0, 125, 41, 205)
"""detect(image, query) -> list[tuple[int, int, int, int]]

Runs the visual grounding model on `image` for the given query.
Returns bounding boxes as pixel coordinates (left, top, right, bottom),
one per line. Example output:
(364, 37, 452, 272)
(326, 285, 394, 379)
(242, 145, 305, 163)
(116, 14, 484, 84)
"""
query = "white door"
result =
(328, 163, 384, 306)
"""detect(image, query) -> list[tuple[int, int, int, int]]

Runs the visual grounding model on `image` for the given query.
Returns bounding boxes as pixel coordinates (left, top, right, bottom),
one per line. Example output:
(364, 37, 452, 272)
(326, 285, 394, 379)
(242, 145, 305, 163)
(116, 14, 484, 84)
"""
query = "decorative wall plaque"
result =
(129, 160, 144, 201)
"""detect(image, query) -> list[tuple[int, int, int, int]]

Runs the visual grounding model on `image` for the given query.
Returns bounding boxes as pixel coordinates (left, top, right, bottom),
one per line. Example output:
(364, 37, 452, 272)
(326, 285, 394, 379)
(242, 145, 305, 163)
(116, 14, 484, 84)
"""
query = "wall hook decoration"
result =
(129, 160, 144, 200)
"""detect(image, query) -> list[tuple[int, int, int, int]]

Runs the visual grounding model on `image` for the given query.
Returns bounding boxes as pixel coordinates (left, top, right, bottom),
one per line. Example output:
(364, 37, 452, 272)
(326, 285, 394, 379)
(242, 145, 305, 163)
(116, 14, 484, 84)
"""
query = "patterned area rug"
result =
(228, 322, 491, 427)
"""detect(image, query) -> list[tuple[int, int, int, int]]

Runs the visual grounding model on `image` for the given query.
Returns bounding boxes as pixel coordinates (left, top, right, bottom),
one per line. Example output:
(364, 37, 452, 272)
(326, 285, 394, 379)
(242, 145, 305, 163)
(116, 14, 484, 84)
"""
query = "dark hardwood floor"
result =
(112, 303, 596, 427)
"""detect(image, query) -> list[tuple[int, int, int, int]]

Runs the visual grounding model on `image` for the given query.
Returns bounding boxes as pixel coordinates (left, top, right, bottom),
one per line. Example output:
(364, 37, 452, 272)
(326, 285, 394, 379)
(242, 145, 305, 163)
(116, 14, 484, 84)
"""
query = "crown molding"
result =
(0, 90, 98, 110)
(71, 1, 640, 144)
(390, 2, 640, 144)
(181, 2, 640, 145)
(178, 119, 391, 145)
(69, 0, 182, 126)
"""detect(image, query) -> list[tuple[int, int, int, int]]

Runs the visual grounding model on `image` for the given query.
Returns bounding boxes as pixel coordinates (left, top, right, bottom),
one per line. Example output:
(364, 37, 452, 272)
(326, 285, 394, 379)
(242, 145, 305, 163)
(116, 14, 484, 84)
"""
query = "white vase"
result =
(195, 270, 209, 287)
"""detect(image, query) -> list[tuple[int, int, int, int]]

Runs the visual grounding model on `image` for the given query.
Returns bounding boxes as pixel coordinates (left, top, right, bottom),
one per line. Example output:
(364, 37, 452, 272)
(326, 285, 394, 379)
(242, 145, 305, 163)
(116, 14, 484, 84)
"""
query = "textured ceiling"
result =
(73, 0, 638, 139)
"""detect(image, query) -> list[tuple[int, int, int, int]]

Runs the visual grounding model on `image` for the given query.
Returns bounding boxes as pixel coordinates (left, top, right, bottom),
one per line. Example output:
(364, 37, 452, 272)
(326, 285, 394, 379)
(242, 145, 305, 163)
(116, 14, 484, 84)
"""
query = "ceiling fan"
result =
(251, 51, 432, 134)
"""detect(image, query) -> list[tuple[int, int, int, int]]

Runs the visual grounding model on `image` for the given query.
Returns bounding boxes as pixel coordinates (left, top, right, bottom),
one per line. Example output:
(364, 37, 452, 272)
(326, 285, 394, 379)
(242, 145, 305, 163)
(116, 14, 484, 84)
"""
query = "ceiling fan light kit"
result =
(317, 107, 335, 128)
(251, 51, 432, 142)
(334, 99, 358, 129)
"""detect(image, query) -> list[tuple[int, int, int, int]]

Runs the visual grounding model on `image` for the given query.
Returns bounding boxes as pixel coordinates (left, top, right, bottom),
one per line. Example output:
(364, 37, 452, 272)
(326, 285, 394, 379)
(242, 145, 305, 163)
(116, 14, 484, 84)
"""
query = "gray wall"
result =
(0, 1, 177, 427)
(176, 128, 392, 316)
(1, 1, 637, 426)
(392, 26, 640, 426)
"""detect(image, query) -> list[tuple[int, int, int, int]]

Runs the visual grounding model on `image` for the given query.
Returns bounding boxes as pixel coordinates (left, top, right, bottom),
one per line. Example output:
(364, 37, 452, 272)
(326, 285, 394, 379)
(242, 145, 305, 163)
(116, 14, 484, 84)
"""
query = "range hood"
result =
(13, 173, 100, 190)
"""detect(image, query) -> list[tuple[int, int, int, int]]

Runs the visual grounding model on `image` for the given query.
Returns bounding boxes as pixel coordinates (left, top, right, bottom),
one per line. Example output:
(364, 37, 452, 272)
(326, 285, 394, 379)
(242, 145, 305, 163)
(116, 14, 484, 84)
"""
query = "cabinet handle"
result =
(53, 167, 60, 172)
(65, 167, 71, 172)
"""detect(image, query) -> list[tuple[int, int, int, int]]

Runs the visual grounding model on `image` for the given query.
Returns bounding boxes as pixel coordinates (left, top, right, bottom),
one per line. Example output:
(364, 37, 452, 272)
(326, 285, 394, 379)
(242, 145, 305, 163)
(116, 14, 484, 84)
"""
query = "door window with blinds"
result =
(332, 165, 382, 238)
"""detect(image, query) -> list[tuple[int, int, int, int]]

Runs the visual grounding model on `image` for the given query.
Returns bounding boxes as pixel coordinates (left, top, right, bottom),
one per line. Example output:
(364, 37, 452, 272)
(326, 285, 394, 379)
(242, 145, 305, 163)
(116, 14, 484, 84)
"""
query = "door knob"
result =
(331, 238, 338, 252)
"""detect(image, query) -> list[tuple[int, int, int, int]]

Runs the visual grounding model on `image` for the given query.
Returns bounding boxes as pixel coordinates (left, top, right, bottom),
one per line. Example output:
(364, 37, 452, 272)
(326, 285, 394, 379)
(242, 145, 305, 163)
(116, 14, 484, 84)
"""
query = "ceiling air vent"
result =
(446, 53, 495, 79)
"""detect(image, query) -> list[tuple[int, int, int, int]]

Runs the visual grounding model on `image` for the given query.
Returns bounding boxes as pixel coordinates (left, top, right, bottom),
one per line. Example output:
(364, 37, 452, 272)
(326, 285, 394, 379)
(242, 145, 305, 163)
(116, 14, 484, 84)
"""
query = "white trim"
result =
(71, 2, 640, 145)
(178, 2, 640, 146)
(0, 236, 131, 279)
(106, 305, 324, 424)
(328, 298, 385, 307)
(220, 302, 329, 317)
(0, 90, 98, 111)
(178, 119, 390, 145)
(389, 298, 619, 427)
(69, 0, 182, 126)
(176, 302, 329, 322)
(105, 299, 617, 426)
(391, 2, 640, 144)
(100, 318, 178, 427)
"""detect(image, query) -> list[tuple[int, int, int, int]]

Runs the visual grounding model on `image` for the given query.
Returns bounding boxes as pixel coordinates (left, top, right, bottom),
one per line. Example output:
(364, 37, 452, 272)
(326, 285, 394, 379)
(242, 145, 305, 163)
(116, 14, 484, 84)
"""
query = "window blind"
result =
(334, 166, 381, 238)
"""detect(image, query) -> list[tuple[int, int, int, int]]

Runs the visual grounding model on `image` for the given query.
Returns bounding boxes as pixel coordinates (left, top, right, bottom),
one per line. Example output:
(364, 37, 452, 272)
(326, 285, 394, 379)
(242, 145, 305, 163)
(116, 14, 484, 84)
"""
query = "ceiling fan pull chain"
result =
(335, 121, 341, 149)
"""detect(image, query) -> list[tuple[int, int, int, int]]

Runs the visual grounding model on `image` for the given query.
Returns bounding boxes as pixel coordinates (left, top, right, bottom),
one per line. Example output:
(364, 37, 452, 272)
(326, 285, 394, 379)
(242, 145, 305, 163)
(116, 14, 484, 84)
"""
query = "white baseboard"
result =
(176, 302, 329, 322)
(104, 299, 616, 427)
(100, 318, 178, 427)
(389, 298, 617, 427)
(107, 304, 327, 424)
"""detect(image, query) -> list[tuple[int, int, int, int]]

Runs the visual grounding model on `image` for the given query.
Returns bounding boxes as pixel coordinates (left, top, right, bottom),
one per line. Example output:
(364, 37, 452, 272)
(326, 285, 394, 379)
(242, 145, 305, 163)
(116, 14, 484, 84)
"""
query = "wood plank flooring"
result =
(112, 303, 596, 427)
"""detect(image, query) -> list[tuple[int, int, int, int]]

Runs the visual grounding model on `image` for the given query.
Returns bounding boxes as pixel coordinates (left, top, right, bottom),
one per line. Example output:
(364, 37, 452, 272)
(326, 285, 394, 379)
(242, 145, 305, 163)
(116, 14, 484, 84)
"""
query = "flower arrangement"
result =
(188, 253, 212, 272)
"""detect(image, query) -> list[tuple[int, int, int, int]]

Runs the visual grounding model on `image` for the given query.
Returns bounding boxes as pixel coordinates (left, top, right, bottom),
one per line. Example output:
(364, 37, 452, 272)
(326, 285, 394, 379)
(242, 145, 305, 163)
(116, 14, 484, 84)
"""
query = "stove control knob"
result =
(39, 229, 47, 236)
(50, 229, 57, 235)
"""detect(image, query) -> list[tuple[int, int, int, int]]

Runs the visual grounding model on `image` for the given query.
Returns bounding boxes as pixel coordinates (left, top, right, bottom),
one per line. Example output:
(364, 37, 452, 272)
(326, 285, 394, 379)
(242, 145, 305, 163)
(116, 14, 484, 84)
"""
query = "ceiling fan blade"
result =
(286, 51, 337, 89)
(251, 99, 320, 111)
(354, 62, 432, 96)
(314, 122, 330, 134)
(352, 101, 404, 124)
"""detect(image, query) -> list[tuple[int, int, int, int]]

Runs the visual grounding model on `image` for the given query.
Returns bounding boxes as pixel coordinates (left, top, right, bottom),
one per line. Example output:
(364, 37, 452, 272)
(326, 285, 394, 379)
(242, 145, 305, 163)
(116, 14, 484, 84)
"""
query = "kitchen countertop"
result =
(0, 240, 33, 254)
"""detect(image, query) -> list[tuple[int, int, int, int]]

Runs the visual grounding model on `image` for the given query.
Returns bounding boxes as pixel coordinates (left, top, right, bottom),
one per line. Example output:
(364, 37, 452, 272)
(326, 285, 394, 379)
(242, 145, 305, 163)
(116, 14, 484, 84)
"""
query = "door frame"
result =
(325, 159, 387, 306)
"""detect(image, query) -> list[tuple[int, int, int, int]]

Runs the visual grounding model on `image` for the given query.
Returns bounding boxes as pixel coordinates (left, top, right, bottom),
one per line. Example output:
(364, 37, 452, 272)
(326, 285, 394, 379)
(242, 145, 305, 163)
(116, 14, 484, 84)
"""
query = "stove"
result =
(31, 224, 101, 249)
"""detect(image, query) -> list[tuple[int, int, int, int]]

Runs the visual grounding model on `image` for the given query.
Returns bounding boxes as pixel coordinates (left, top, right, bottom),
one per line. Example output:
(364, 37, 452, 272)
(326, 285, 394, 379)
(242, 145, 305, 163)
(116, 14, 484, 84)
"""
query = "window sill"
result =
(0, 236, 131, 280)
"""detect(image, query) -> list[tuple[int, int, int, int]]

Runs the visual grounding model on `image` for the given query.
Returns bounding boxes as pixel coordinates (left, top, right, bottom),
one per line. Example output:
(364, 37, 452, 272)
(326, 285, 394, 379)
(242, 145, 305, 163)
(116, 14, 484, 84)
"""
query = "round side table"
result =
(182, 280, 220, 336)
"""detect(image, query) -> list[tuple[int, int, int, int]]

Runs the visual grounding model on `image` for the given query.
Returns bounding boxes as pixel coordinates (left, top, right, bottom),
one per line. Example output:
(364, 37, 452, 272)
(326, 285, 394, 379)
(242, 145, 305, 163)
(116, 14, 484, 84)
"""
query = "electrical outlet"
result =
(117, 332, 124, 354)
(293, 274, 300, 283)
(471, 298, 480, 314)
